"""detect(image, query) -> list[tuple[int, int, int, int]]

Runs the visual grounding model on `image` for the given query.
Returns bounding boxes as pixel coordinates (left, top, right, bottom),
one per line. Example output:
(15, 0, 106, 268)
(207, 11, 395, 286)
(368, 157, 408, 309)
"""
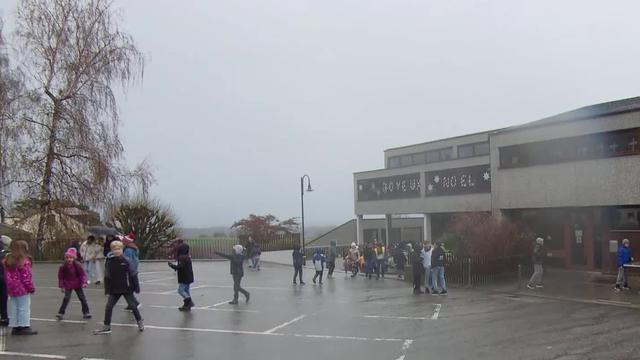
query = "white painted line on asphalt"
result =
(363, 315, 427, 320)
(0, 351, 66, 359)
(139, 277, 175, 284)
(207, 300, 231, 308)
(0, 326, 5, 352)
(284, 333, 406, 342)
(394, 339, 413, 360)
(264, 314, 307, 334)
(138, 271, 171, 275)
(156, 285, 207, 295)
(431, 304, 442, 320)
(402, 339, 413, 350)
(32, 317, 88, 324)
(80, 358, 111, 360)
(148, 305, 259, 313)
(594, 299, 632, 306)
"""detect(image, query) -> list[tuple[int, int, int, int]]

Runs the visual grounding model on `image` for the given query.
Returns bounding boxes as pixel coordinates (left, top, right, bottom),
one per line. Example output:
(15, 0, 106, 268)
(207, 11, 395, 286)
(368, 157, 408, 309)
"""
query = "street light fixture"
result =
(300, 175, 313, 262)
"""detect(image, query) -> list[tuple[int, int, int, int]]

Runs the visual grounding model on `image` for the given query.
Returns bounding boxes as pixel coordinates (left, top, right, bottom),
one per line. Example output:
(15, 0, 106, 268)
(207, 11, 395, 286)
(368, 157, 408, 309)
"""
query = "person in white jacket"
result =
(421, 241, 433, 294)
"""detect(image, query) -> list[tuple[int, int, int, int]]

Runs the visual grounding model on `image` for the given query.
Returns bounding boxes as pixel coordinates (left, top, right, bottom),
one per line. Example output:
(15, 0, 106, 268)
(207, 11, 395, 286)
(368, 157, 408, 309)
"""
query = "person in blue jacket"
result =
(292, 244, 305, 285)
(312, 248, 325, 285)
(615, 239, 633, 292)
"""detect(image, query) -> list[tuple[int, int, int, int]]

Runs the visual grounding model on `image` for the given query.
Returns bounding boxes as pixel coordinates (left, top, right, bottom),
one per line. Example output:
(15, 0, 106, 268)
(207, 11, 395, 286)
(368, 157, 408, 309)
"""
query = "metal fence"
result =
(32, 233, 301, 261)
(445, 254, 532, 286)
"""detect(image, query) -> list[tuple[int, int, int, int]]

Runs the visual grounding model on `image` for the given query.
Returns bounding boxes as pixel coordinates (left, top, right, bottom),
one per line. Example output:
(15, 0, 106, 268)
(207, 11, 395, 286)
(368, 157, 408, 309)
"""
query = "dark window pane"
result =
(458, 144, 474, 158)
(425, 150, 440, 163)
(474, 142, 490, 156)
(440, 148, 453, 161)
(401, 155, 413, 167)
(389, 157, 401, 168)
(412, 153, 426, 165)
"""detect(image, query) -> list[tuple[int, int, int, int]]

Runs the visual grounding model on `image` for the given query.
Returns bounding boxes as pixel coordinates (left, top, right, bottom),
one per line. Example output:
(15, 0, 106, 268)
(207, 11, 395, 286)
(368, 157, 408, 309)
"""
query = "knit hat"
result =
(65, 248, 77, 258)
(0, 235, 12, 247)
(233, 244, 244, 255)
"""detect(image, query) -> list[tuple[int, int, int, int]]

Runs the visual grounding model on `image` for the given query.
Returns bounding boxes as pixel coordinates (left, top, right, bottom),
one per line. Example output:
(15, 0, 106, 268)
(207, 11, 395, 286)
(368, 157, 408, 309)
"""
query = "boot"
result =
(15, 327, 38, 335)
(178, 299, 188, 311)
(186, 297, 194, 310)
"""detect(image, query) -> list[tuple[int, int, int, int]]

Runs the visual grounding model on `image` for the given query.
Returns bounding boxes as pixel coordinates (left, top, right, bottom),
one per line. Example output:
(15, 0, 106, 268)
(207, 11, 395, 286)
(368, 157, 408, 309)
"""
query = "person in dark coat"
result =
(410, 243, 424, 294)
(214, 245, 250, 305)
(527, 237, 545, 290)
(292, 243, 305, 285)
(93, 240, 144, 335)
(103, 235, 116, 258)
(393, 243, 406, 280)
(168, 243, 194, 311)
(0, 236, 11, 326)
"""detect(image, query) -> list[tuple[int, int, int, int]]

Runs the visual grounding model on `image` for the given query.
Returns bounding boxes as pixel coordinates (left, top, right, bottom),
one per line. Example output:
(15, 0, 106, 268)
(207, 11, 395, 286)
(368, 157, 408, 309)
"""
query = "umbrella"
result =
(88, 226, 120, 236)
(0, 235, 11, 246)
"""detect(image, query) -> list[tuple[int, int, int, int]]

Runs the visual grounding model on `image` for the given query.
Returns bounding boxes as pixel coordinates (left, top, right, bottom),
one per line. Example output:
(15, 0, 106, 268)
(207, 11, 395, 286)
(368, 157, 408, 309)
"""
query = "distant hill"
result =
(178, 225, 337, 239)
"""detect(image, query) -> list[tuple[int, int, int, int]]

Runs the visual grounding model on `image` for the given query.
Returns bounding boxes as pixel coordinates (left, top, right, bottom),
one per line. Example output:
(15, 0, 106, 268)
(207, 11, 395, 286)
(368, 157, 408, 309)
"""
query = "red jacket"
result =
(58, 261, 87, 290)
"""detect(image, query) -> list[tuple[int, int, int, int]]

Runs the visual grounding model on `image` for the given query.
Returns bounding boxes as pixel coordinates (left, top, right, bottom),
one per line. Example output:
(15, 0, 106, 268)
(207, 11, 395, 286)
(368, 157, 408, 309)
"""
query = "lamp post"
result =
(300, 175, 313, 262)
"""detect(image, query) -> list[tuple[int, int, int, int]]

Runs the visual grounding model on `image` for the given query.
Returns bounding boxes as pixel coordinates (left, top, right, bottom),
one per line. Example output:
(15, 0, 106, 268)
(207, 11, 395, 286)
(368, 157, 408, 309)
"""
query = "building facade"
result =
(353, 97, 640, 271)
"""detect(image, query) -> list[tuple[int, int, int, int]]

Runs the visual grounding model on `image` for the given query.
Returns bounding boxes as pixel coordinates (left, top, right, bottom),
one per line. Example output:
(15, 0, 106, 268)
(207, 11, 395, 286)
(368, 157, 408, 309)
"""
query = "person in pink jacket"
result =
(56, 248, 91, 320)
(3, 240, 37, 335)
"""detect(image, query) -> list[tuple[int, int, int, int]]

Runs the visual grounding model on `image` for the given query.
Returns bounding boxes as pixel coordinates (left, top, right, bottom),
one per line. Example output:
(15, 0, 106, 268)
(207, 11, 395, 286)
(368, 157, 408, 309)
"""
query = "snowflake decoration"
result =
(483, 171, 491, 181)
(434, 176, 440, 184)
(358, 184, 363, 191)
(427, 184, 434, 192)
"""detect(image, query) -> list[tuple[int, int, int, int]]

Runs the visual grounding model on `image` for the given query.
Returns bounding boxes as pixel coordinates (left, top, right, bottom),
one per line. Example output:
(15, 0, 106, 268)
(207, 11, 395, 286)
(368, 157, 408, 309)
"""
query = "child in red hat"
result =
(56, 248, 91, 320)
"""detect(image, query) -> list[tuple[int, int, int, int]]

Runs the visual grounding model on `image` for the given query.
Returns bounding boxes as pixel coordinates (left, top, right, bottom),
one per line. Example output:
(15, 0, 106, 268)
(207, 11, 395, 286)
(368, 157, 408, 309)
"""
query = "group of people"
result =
(291, 240, 339, 285)
(409, 241, 448, 295)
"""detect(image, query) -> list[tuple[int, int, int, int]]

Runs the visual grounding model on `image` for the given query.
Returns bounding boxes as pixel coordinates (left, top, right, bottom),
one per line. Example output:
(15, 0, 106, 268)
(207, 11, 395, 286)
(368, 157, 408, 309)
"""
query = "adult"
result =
(214, 245, 250, 304)
(374, 242, 386, 279)
(527, 237, 545, 290)
(347, 243, 360, 278)
(410, 243, 424, 294)
(364, 243, 376, 279)
(103, 235, 116, 258)
(614, 238, 633, 292)
(430, 242, 447, 295)
(421, 241, 433, 294)
(0, 235, 11, 326)
(246, 237, 255, 267)
(393, 243, 406, 279)
(292, 244, 305, 285)
(80, 236, 94, 284)
(87, 237, 104, 285)
(326, 240, 337, 278)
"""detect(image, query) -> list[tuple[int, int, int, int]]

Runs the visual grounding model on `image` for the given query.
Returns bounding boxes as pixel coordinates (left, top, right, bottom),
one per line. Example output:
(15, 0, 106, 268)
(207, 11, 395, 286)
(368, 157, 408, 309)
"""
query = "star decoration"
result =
(427, 184, 434, 192)
(434, 176, 440, 184)
(483, 172, 491, 181)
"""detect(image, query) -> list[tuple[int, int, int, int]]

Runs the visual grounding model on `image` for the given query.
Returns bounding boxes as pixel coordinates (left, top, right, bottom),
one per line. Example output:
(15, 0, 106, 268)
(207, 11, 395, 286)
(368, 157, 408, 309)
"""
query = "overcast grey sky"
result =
(2, 1, 640, 228)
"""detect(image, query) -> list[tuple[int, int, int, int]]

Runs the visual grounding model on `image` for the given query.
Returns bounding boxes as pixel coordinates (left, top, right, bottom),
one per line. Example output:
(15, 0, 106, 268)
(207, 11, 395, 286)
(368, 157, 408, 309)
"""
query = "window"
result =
(459, 142, 489, 158)
(458, 144, 474, 158)
(439, 148, 453, 161)
(388, 157, 401, 168)
(425, 150, 440, 163)
(474, 142, 490, 156)
(499, 128, 640, 169)
(412, 153, 426, 165)
(400, 155, 413, 167)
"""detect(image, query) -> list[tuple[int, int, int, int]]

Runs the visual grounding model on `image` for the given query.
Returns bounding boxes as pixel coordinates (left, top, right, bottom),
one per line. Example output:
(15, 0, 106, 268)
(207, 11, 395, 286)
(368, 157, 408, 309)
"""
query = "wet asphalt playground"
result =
(2, 261, 640, 360)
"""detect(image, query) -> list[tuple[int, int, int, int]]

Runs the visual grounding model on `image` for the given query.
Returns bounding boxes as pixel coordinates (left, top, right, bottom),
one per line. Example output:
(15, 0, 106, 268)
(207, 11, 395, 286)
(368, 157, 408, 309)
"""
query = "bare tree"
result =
(12, 0, 145, 253)
(0, 17, 27, 222)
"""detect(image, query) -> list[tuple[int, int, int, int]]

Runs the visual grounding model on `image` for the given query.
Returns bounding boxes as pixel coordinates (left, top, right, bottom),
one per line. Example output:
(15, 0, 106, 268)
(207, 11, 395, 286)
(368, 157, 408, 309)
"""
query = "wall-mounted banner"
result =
(357, 173, 421, 201)
(425, 165, 491, 197)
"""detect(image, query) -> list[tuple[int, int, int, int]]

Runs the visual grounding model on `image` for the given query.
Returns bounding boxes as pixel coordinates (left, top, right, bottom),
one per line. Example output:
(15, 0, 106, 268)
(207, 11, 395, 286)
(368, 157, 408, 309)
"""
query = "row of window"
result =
(388, 142, 489, 169)
(499, 128, 640, 169)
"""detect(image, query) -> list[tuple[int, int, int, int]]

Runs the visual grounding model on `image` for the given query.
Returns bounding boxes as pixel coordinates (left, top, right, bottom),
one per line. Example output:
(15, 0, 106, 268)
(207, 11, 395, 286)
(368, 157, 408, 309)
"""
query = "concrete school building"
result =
(348, 96, 640, 272)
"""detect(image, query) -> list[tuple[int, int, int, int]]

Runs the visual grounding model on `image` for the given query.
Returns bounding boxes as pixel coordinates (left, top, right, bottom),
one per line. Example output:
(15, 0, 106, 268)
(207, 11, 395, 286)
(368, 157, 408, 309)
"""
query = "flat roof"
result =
(384, 96, 640, 152)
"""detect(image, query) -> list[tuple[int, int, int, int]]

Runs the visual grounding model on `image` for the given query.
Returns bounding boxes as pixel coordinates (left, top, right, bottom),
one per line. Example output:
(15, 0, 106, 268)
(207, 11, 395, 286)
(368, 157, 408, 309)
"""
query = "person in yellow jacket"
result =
(374, 243, 386, 279)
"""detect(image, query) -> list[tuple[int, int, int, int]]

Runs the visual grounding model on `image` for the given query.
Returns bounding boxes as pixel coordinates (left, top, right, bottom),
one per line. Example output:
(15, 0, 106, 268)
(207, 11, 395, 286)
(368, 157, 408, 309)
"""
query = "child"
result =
(3, 240, 37, 335)
(214, 245, 250, 305)
(292, 244, 305, 285)
(326, 240, 337, 279)
(121, 233, 141, 310)
(312, 248, 325, 284)
(168, 243, 194, 311)
(56, 248, 91, 320)
(93, 240, 144, 335)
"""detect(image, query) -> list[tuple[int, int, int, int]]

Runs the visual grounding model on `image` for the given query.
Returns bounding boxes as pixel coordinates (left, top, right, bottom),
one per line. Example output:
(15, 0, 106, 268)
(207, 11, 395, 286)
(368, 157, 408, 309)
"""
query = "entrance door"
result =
(571, 221, 587, 266)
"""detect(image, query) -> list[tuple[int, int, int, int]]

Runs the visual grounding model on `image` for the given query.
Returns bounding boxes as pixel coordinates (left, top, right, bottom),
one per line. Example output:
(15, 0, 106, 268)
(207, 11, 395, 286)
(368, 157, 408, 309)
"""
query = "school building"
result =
(315, 97, 640, 272)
